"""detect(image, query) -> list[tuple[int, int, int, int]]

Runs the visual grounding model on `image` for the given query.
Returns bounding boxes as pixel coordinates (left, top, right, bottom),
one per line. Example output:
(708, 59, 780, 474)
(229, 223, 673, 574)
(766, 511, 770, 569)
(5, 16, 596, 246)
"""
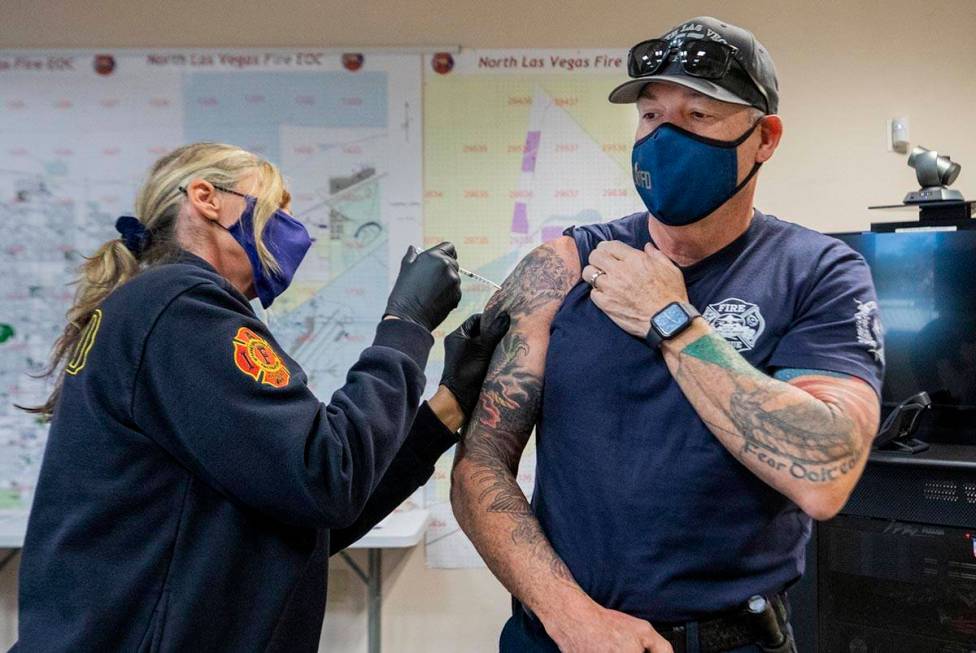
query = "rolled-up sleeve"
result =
(768, 244, 885, 396)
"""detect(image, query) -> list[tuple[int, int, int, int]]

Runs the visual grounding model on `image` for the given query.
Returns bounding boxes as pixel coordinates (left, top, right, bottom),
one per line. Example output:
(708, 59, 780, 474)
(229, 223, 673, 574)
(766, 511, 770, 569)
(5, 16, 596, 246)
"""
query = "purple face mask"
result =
(227, 195, 312, 308)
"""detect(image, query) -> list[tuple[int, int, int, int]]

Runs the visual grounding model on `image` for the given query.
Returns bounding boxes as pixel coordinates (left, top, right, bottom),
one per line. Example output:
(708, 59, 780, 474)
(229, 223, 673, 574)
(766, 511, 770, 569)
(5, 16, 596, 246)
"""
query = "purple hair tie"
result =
(115, 216, 152, 256)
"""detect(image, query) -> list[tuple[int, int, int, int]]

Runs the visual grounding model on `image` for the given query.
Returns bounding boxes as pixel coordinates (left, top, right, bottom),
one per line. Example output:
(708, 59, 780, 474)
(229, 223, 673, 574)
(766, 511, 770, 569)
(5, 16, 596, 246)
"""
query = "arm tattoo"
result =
(475, 333, 540, 436)
(486, 242, 577, 318)
(677, 333, 866, 484)
(454, 243, 578, 584)
(773, 368, 851, 382)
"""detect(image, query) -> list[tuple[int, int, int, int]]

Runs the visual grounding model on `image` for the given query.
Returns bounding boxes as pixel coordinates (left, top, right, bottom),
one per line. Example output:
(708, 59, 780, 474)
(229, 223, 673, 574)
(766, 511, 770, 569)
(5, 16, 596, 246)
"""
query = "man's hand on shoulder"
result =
(584, 241, 688, 338)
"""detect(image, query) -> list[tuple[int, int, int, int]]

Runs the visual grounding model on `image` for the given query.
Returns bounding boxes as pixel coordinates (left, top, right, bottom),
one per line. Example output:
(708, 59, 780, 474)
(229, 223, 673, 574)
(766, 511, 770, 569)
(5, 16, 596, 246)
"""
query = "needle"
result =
(458, 266, 502, 290)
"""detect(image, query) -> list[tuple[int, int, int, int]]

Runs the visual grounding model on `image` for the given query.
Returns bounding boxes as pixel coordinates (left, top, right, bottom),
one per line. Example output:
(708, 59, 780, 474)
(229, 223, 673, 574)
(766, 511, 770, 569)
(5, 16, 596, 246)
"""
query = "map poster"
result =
(0, 49, 422, 520)
(422, 49, 645, 568)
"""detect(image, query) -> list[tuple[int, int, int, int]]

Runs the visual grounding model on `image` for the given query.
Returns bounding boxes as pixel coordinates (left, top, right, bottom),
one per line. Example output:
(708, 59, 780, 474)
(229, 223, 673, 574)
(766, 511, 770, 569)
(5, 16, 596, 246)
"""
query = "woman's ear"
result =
(184, 179, 221, 222)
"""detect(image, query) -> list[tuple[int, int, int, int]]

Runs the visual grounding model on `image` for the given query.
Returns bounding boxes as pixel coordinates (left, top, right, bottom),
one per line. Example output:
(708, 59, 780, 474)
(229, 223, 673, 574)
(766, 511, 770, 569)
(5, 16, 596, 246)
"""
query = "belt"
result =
(515, 593, 792, 653)
(656, 616, 754, 653)
(655, 593, 792, 653)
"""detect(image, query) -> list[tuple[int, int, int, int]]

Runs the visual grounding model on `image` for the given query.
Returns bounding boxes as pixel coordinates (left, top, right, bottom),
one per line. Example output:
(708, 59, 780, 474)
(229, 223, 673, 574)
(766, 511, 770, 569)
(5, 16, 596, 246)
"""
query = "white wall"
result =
(2, 0, 976, 650)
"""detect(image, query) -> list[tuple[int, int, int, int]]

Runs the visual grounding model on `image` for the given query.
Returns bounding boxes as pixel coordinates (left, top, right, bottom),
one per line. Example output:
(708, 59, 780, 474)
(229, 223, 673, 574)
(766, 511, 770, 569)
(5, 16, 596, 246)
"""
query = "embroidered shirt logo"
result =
(854, 298, 885, 364)
(66, 309, 102, 375)
(232, 327, 290, 388)
(702, 298, 766, 352)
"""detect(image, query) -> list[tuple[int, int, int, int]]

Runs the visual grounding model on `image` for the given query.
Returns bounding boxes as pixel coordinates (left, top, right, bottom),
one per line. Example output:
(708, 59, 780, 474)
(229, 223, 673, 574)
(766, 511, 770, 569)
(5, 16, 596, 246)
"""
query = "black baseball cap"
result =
(609, 16, 779, 115)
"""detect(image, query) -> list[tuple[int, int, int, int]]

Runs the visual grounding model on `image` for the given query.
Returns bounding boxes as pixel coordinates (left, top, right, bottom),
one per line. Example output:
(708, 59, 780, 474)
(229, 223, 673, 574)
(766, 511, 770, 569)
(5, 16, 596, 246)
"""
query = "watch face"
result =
(653, 303, 689, 337)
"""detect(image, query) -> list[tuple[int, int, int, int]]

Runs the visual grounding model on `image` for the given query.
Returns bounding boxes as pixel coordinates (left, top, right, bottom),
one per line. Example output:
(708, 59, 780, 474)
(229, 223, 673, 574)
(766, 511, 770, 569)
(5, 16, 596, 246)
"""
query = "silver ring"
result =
(589, 270, 605, 289)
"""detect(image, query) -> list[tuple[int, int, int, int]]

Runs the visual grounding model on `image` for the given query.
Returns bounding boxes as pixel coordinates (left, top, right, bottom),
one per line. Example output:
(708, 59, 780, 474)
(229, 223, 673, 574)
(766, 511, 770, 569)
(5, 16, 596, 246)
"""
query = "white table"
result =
(342, 509, 431, 653)
(0, 514, 27, 574)
(0, 514, 28, 550)
(0, 509, 429, 653)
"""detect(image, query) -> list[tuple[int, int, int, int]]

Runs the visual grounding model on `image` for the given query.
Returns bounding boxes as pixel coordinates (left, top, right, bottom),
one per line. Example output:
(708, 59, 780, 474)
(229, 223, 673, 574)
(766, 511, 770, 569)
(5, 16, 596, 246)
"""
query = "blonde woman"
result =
(14, 143, 508, 652)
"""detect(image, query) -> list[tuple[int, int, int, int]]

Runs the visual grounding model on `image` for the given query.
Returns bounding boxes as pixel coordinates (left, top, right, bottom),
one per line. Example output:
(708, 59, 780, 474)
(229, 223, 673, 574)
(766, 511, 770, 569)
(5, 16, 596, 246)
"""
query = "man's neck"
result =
(647, 193, 756, 267)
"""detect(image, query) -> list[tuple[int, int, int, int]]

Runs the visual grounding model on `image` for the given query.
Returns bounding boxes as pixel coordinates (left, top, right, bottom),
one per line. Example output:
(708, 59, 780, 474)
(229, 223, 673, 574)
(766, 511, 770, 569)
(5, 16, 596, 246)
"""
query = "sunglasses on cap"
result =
(628, 38, 742, 80)
(627, 38, 771, 112)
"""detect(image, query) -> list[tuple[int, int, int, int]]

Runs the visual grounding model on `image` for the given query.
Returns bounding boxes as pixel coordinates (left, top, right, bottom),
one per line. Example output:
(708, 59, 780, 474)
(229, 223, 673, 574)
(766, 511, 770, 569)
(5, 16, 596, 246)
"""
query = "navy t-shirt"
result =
(534, 210, 884, 622)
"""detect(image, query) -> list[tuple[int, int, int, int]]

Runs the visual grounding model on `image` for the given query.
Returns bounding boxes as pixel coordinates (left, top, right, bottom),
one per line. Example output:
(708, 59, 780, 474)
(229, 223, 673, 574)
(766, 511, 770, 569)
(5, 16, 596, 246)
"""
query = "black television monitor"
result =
(834, 228, 976, 446)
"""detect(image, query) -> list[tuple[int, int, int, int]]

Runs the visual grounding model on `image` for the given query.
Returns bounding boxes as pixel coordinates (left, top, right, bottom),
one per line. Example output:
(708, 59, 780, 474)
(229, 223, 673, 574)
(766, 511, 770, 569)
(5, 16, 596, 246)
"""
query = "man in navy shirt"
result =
(452, 16, 884, 653)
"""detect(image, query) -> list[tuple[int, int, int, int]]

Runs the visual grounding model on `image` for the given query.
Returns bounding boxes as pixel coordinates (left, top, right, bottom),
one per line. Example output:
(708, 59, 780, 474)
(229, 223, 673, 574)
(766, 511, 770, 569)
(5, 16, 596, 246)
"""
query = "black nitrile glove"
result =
(440, 311, 511, 418)
(384, 242, 462, 332)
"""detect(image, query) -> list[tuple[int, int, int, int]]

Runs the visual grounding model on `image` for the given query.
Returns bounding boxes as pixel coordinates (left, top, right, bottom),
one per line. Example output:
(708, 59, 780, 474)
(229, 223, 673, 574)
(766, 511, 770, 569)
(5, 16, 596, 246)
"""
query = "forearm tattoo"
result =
(676, 333, 868, 484)
(453, 244, 578, 584)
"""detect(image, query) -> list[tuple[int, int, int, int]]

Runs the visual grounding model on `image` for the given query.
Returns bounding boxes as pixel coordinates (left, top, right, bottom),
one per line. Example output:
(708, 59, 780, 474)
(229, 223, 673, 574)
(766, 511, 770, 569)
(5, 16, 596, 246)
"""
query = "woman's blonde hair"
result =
(23, 142, 288, 417)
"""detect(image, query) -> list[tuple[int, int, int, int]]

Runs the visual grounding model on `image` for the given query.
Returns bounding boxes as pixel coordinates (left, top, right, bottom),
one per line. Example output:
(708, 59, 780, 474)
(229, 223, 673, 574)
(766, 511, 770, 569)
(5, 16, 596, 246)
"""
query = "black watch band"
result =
(644, 301, 701, 349)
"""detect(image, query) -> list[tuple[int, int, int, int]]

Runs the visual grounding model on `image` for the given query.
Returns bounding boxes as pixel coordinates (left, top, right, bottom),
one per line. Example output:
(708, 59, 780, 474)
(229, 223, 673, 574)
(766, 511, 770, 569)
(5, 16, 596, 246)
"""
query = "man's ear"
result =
(184, 179, 221, 222)
(755, 115, 783, 164)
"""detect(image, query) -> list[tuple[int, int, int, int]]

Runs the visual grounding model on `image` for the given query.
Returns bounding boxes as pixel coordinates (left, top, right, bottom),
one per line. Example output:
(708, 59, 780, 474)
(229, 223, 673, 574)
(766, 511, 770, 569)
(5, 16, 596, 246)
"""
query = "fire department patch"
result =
(232, 327, 290, 388)
(702, 297, 766, 352)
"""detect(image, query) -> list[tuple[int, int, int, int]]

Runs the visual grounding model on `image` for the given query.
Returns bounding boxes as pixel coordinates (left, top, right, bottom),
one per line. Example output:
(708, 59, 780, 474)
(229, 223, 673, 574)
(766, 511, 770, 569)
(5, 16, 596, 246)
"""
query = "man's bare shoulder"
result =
(484, 237, 580, 326)
(548, 236, 581, 276)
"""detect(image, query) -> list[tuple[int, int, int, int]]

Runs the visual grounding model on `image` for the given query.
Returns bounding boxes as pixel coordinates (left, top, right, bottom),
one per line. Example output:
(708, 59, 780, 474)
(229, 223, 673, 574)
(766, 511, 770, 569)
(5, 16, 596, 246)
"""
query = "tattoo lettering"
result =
(740, 441, 861, 483)
(679, 333, 864, 483)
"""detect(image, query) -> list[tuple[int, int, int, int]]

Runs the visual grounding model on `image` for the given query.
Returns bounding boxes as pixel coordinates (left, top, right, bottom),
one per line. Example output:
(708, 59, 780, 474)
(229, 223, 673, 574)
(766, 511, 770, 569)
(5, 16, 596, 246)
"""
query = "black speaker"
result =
(792, 445, 976, 653)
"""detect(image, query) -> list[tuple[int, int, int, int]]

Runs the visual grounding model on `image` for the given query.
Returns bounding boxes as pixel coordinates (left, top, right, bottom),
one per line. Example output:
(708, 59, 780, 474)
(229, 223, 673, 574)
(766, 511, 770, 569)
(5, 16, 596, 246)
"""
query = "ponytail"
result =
(20, 239, 139, 417)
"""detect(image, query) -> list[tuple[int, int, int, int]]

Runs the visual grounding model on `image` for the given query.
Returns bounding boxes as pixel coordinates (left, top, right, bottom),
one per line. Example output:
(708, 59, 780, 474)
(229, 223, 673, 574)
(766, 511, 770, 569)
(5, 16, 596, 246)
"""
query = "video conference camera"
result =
(904, 146, 963, 204)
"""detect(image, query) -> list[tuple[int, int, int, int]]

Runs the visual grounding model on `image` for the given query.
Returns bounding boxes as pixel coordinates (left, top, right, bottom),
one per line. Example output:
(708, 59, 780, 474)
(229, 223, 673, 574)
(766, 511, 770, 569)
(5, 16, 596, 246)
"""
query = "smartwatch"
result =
(644, 301, 701, 349)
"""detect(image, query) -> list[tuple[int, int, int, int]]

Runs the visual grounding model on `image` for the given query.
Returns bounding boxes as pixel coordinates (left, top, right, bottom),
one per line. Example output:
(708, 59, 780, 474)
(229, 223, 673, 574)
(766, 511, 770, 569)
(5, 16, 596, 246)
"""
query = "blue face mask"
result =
(226, 195, 312, 308)
(632, 121, 762, 226)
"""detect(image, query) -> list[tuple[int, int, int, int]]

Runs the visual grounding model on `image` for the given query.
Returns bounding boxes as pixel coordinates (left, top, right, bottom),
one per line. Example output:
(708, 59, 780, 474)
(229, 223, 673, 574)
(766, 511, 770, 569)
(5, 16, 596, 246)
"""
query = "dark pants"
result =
(498, 604, 768, 653)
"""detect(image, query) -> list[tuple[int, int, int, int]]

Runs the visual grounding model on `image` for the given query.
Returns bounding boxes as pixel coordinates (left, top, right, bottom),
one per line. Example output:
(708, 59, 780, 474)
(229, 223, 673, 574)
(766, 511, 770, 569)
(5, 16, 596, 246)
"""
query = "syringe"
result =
(413, 244, 502, 290)
(458, 266, 502, 290)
